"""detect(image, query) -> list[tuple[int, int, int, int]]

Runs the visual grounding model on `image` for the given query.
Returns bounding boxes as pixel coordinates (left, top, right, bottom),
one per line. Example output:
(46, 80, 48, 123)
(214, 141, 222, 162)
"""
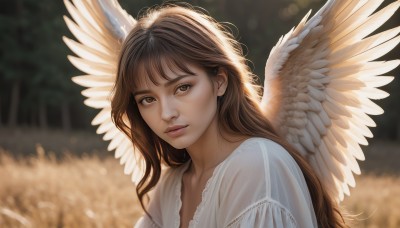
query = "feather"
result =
(356, 88, 390, 100)
(348, 116, 373, 138)
(103, 127, 120, 141)
(64, 16, 110, 54)
(350, 36, 400, 63)
(120, 147, 131, 165)
(63, 37, 115, 64)
(326, 89, 360, 108)
(340, 143, 361, 175)
(131, 153, 145, 183)
(329, 125, 347, 148)
(361, 60, 400, 77)
(299, 133, 315, 152)
(124, 152, 136, 174)
(348, 107, 376, 127)
(332, 117, 349, 130)
(330, 29, 400, 63)
(108, 133, 125, 151)
(72, 75, 115, 88)
(319, 109, 332, 127)
(310, 71, 327, 80)
(333, 1, 400, 44)
(331, 0, 383, 44)
(325, 96, 352, 117)
(81, 87, 112, 98)
(325, 133, 347, 165)
(115, 140, 130, 159)
(96, 118, 114, 134)
(314, 151, 339, 196)
(347, 140, 365, 161)
(308, 85, 326, 102)
(91, 108, 111, 125)
(64, 0, 112, 43)
(84, 97, 110, 109)
(329, 64, 364, 78)
(319, 141, 344, 181)
(346, 124, 369, 146)
(342, 181, 351, 197)
(68, 56, 115, 75)
(308, 112, 327, 135)
(306, 121, 321, 146)
(361, 75, 395, 88)
(308, 99, 323, 112)
(71, 0, 102, 32)
(358, 97, 384, 115)
(329, 78, 364, 91)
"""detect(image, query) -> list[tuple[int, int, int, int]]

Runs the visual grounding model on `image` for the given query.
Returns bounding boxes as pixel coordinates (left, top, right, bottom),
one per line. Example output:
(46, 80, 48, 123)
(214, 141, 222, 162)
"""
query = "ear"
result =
(214, 67, 228, 96)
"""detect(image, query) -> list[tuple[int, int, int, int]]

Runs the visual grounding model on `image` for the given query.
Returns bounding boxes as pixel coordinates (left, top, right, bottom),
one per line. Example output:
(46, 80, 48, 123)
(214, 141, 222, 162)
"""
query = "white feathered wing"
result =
(63, 0, 145, 184)
(261, 0, 400, 201)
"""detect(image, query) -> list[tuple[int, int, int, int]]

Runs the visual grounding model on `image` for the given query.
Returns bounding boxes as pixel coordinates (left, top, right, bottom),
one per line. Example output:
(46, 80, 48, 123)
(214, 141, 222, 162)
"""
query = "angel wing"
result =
(63, 0, 145, 184)
(261, 0, 400, 201)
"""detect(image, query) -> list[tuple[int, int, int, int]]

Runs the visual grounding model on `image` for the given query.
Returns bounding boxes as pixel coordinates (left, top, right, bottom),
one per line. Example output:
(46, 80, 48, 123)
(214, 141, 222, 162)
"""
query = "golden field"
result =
(0, 129, 399, 227)
(0, 151, 141, 227)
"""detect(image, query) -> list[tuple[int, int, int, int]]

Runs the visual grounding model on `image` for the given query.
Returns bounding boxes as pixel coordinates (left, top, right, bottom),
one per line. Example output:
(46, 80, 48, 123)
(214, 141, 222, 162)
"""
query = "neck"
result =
(185, 117, 247, 176)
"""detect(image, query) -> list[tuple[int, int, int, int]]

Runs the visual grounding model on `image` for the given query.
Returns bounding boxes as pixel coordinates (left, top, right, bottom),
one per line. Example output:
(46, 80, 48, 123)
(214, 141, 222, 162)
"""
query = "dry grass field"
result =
(0, 151, 141, 227)
(0, 128, 399, 227)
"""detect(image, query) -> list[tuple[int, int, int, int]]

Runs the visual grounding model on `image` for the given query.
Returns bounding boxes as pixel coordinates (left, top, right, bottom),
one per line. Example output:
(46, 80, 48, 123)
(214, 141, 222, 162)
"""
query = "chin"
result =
(165, 136, 195, 150)
(167, 141, 189, 150)
(170, 144, 186, 150)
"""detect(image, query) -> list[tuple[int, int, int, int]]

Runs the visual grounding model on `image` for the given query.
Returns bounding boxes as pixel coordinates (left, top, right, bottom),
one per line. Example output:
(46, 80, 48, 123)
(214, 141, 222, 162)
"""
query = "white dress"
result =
(134, 137, 318, 228)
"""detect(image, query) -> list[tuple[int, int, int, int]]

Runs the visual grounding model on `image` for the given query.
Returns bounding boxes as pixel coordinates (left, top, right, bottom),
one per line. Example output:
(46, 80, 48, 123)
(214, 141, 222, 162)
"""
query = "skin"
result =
(133, 62, 248, 228)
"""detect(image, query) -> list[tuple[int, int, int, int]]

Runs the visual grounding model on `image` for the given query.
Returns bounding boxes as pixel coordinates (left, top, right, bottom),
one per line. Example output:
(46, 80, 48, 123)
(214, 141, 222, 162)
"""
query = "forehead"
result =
(133, 57, 196, 89)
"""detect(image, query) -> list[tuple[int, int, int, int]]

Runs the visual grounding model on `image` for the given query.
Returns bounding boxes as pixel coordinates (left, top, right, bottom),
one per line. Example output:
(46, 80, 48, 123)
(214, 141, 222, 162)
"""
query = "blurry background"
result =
(0, 0, 399, 227)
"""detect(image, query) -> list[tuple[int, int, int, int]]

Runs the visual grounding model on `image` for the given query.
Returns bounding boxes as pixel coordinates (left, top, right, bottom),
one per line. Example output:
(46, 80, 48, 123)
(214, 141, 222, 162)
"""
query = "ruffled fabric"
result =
(134, 215, 161, 228)
(174, 172, 183, 228)
(187, 167, 215, 228)
(226, 198, 297, 228)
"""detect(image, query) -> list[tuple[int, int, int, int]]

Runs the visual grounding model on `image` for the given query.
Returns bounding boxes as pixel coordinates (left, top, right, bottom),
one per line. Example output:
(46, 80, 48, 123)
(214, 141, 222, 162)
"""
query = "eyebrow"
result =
(132, 74, 195, 97)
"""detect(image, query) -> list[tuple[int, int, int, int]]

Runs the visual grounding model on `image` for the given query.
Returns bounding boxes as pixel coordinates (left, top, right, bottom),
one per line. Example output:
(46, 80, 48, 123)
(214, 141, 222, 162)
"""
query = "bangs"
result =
(125, 42, 196, 92)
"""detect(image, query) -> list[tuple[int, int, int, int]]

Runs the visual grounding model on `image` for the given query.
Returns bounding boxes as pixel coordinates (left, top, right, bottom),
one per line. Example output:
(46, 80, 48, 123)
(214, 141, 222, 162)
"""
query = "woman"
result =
(112, 5, 346, 228)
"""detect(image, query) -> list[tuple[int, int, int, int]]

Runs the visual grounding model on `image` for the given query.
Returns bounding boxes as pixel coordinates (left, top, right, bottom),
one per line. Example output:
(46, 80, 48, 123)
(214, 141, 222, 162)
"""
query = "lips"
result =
(165, 125, 188, 138)
(165, 125, 188, 133)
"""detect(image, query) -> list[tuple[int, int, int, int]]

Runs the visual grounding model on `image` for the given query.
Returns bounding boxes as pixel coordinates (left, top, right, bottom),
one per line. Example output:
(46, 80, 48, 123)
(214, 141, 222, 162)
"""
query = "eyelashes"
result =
(176, 84, 191, 94)
(137, 83, 193, 106)
(139, 97, 155, 105)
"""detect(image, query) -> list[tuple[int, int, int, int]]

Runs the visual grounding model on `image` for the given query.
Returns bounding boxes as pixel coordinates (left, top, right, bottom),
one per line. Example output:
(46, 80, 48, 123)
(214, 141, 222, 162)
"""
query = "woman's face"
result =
(133, 63, 227, 149)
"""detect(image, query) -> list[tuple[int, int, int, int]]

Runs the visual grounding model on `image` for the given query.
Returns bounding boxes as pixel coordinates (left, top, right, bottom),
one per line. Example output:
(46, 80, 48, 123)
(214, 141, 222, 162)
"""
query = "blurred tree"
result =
(0, 0, 27, 128)
(0, 0, 84, 131)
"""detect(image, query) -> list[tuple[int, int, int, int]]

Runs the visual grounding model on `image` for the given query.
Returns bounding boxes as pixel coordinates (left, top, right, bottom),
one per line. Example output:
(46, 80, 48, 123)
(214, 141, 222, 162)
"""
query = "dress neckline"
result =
(175, 137, 257, 228)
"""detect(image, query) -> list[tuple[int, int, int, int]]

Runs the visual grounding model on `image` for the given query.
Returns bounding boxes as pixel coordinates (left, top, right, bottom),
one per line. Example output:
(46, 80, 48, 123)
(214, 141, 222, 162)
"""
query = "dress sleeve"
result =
(217, 138, 317, 228)
(225, 199, 297, 228)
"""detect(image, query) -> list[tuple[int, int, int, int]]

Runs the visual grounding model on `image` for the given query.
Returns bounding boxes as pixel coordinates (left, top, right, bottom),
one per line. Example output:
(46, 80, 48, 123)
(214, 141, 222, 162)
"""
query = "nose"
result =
(160, 97, 179, 122)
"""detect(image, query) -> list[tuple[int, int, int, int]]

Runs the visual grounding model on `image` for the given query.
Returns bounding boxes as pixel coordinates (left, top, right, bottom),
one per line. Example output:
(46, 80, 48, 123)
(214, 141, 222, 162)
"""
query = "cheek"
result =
(138, 108, 159, 132)
(184, 82, 217, 121)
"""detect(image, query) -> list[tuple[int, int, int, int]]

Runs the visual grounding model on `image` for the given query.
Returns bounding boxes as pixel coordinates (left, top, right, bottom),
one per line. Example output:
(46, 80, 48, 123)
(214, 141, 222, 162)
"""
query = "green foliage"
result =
(0, 0, 88, 128)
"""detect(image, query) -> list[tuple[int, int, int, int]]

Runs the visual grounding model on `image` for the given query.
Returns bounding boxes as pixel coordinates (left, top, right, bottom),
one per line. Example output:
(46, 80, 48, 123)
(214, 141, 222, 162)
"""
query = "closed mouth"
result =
(165, 125, 188, 133)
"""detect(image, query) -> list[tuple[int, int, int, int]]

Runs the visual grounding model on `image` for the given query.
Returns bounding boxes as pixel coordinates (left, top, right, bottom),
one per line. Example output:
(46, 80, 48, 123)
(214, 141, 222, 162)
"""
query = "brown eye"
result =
(176, 84, 191, 93)
(139, 97, 155, 105)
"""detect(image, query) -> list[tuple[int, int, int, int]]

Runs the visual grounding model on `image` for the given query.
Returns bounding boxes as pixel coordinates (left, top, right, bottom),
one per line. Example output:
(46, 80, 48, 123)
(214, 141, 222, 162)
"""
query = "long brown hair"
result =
(112, 4, 346, 227)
